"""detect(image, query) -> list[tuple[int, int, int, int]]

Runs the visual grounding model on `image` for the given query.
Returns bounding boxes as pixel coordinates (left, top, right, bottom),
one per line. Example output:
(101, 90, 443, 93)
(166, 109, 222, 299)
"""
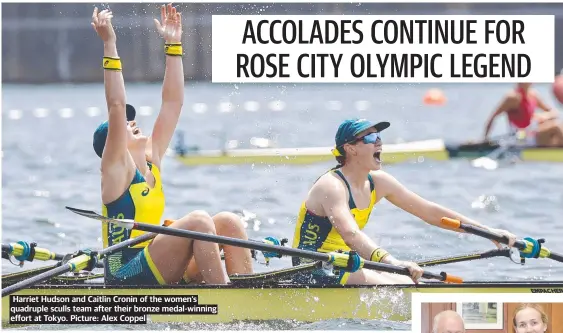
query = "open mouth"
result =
(133, 128, 140, 135)
(374, 151, 381, 163)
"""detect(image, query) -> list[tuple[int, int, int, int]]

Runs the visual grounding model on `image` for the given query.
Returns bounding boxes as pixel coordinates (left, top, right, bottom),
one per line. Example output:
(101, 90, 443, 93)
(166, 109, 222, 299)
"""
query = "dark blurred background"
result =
(3, 2, 563, 83)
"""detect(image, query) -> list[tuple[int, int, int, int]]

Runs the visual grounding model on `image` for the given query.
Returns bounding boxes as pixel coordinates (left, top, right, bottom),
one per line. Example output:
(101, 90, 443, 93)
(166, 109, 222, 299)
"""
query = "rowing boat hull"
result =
(3, 282, 562, 324)
(174, 139, 563, 166)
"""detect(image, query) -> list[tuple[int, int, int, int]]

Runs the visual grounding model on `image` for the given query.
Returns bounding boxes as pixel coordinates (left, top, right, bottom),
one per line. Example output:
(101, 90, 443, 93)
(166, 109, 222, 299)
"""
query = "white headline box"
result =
(212, 15, 555, 83)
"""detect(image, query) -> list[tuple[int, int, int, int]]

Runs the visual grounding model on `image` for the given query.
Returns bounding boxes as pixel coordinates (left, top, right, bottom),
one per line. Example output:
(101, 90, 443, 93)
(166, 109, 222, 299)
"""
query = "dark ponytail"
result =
(331, 155, 346, 170)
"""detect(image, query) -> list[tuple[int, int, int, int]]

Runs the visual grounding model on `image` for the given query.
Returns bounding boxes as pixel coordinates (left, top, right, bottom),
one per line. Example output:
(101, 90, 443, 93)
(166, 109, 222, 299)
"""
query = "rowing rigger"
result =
(1, 241, 520, 271)
(1, 233, 156, 297)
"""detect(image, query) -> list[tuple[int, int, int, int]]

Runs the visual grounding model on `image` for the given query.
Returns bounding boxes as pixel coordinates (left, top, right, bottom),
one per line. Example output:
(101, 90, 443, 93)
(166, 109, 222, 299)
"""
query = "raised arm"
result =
(376, 170, 517, 248)
(91, 8, 129, 171)
(148, 4, 185, 167)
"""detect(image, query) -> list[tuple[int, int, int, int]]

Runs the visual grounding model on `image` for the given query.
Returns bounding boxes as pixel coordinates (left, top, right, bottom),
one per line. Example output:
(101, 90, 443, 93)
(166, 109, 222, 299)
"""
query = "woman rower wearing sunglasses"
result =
(291, 118, 518, 285)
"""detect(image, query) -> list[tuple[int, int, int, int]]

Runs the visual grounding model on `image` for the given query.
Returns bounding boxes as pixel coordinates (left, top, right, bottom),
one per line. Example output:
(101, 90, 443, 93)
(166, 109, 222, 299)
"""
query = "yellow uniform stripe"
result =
(143, 246, 166, 285)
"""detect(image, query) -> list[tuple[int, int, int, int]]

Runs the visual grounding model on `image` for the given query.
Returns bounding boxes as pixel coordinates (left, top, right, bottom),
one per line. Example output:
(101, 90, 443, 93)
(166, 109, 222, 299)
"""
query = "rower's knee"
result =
(213, 211, 247, 239)
(176, 210, 216, 233)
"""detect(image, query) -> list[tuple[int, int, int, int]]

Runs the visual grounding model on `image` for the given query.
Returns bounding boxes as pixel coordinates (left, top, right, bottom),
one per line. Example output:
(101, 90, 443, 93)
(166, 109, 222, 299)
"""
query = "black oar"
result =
(66, 206, 463, 284)
(252, 247, 518, 268)
(417, 248, 517, 267)
(441, 217, 563, 263)
(1, 232, 155, 297)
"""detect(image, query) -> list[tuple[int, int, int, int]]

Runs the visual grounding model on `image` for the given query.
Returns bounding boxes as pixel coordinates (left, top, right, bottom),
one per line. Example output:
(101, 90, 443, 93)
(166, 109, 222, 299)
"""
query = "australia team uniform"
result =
(102, 162, 166, 285)
(291, 169, 376, 285)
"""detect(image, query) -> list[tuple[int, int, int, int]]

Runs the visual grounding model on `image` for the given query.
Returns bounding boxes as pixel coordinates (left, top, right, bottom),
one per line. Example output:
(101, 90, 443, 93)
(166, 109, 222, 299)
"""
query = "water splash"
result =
(354, 287, 409, 320)
(471, 194, 500, 212)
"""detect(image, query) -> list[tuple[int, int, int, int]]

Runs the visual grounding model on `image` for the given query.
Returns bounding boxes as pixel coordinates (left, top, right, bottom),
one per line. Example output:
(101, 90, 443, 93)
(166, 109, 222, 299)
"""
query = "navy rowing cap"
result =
(332, 118, 390, 157)
(335, 118, 390, 147)
(92, 104, 137, 158)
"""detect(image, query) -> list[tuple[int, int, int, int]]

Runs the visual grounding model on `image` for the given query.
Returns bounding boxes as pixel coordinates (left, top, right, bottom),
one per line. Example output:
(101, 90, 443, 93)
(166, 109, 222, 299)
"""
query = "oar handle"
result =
(441, 217, 563, 263)
(362, 260, 463, 283)
(2, 242, 63, 262)
(441, 217, 527, 249)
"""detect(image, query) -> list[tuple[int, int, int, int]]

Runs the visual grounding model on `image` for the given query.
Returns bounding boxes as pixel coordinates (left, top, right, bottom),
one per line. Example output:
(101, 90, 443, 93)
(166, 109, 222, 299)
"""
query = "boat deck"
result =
(174, 139, 563, 166)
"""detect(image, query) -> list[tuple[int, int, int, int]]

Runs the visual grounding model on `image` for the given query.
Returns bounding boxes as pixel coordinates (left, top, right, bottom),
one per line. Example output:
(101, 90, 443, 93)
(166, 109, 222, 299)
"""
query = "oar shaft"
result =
(441, 218, 563, 263)
(549, 252, 563, 262)
(362, 260, 456, 282)
(418, 249, 511, 267)
(65, 207, 461, 283)
(129, 221, 336, 262)
(2, 261, 76, 297)
(81, 209, 351, 265)
(82, 232, 156, 260)
(125, 219, 459, 283)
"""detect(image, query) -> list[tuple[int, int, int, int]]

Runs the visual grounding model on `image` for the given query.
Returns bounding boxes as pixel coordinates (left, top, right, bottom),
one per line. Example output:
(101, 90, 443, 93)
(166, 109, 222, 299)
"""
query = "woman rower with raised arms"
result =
(91, 4, 252, 285)
(484, 82, 563, 147)
(292, 118, 518, 285)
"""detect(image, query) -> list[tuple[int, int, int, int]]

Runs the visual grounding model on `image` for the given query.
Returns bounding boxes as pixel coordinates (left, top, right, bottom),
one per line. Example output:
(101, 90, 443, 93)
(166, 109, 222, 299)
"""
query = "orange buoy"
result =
(553, 74, 563, 104)
(423, 88, 446, 106)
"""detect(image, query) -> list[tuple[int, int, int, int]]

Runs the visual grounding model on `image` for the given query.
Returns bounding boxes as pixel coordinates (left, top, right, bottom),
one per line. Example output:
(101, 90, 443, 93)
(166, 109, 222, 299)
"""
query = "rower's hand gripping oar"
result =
(66, 206, 463, 284)
(327, 250, 463, 283)
(441, 217, 563, 263)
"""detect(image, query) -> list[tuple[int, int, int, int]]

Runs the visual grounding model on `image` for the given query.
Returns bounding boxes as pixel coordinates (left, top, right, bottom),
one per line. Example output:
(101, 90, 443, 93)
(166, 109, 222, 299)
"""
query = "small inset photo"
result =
(413, 293, 562, 333)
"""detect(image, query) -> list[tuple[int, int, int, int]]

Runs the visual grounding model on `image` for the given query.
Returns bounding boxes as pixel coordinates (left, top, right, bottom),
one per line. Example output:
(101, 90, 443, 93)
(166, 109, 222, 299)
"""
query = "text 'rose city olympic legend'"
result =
(236, 18, 535, 80)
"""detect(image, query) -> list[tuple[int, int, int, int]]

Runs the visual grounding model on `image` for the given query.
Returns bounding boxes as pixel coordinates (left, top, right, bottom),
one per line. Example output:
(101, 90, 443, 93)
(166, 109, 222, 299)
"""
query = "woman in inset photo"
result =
(513, 303, 549, 333)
